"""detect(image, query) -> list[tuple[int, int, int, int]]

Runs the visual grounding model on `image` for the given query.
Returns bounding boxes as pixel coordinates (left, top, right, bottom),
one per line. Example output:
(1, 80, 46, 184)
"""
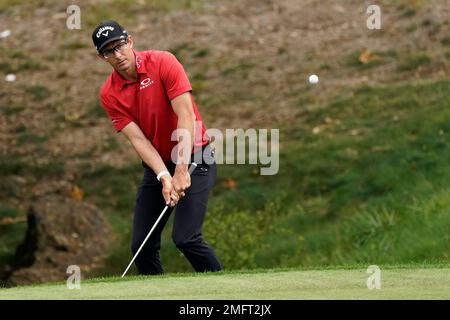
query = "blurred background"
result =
(1, 0, 449, 286)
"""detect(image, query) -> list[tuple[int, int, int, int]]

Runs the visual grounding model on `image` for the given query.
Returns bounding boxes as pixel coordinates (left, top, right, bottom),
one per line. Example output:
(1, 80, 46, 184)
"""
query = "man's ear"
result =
(128, 35, 134, 49)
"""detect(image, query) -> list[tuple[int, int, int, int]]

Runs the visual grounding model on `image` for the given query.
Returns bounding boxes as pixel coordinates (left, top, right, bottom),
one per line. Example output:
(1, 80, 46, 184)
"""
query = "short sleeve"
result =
(159, 52, 192, 101)
(100, 94, 132, 132)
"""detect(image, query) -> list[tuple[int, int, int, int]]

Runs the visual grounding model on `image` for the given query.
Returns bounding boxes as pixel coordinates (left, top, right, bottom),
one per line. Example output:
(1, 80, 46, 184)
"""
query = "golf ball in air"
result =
(5, 74, 16, 82)
(0, 29, 11, 38)
(308, 74, 319, 84)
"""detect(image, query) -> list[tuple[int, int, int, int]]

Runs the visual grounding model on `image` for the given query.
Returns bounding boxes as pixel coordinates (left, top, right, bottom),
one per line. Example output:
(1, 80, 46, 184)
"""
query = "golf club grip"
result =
(188, 162, 197, 175)
(167, 162, 196, 204)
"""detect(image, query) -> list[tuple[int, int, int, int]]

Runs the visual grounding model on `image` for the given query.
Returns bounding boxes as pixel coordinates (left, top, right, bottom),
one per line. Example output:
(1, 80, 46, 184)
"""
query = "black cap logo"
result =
(92, 20, 128, 53)
(96, 26, 114, 38)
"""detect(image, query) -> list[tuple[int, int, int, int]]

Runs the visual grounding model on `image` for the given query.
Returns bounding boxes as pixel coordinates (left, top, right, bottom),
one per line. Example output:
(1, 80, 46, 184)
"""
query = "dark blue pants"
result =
(131, 145, 222, 275)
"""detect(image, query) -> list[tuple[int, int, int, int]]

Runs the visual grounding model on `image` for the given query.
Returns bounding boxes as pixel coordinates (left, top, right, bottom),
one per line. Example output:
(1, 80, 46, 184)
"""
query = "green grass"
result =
(0, 208, 26, 267)
(83, 0, 207, 29)
(400, 8, 416, 18)
(86, 100, 107, 119)
(61, 42, 89, 50)
(397, 52, 431, 71)
(77, 162, 141, 212)
(24, 85, 50, 102)
(0, 48, 46, 73)
(221, 60, 256, 76)
(0, 156, 28, 175)
(0, 267, 448, 299)
(442, 36, 450, 46)
(0, 0, 206, 18)
(0, 155, 65, 177)
(0, 105, 25, 116)
(16, 132, 48, 144)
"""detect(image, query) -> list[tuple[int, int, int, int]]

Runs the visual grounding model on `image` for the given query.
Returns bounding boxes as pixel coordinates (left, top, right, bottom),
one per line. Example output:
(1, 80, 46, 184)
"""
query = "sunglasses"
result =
(101, 41, 128, 59)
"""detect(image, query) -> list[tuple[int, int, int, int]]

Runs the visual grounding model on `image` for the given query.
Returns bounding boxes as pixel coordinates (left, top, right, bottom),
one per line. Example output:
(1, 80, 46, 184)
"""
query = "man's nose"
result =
(113, 50, 123, 59)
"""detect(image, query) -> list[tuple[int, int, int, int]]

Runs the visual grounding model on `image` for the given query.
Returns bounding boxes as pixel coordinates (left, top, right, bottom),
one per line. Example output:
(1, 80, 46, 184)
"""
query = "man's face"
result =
(99, 37, 135, 73)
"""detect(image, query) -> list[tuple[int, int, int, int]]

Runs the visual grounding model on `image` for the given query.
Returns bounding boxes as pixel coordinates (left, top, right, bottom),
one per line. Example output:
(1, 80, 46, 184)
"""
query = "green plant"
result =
(204, 200, 285, 269)
(397, 53, 431, 71)
(0, 207, 26, 267)
(61, 42, 89, 50)
(24, 85, 50, 101)
(1, 105, 25, 116)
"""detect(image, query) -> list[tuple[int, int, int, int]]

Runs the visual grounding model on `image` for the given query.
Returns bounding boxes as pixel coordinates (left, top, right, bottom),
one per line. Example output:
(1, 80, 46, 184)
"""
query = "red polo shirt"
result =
(99, 50, 209, 161)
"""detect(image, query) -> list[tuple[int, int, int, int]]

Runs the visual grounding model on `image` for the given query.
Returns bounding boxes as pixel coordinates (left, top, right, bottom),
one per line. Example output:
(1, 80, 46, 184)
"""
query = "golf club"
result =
(121, 162, 198, 277)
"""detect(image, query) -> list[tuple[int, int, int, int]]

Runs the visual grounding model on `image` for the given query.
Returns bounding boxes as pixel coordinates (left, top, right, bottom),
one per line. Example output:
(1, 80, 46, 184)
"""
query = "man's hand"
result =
(171, 166, 191, 198)
(161, 175, 180, 207)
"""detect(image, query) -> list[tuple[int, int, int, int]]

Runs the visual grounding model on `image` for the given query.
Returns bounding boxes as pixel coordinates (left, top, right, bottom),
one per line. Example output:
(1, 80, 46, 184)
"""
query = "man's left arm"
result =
(171, 92, 196, 197)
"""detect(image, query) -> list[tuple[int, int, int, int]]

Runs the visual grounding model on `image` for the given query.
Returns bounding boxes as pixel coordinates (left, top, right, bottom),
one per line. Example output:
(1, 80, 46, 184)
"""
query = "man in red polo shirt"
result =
(92, 20, 222, 275)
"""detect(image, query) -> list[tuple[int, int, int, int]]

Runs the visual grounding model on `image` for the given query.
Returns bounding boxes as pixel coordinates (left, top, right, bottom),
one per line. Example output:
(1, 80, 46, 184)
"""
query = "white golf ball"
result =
(0, 29, 11, 39)
(308, 74, 319, 84)
(5, 74, 16, 82)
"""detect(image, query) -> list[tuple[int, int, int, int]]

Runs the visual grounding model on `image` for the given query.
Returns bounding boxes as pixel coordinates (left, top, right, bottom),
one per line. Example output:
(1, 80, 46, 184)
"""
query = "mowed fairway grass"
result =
(0, 267, 449, 299)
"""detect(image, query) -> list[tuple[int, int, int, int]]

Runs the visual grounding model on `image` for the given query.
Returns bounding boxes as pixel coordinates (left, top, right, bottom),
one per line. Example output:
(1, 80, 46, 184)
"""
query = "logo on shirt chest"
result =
(140, 77, 154, 90)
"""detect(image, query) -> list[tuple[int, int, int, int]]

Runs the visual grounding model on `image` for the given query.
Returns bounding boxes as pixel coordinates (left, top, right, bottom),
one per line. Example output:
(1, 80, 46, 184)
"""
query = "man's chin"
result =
(115, 59, 128, 68)
(116, 63, 129, 72)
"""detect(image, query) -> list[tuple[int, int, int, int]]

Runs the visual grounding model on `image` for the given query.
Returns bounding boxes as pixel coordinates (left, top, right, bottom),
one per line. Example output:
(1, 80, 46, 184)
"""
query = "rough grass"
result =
(206, 78, 450, 269)
(0, 208, 26, 268)
(68, 77, 450, 277)
(0, 267, 448, 299)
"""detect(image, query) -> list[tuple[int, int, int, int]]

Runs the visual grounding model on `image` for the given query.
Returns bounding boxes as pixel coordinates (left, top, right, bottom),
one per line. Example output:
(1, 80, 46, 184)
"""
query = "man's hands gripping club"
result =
(160, 167, 191, 207)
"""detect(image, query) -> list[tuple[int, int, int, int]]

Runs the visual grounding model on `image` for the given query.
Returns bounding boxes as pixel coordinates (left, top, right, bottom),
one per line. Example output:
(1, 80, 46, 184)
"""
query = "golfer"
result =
(92, 20, 222, 275)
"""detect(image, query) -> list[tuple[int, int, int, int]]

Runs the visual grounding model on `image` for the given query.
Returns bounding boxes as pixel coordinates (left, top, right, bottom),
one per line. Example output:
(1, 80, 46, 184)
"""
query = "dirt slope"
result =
(0, 0, 449, 211)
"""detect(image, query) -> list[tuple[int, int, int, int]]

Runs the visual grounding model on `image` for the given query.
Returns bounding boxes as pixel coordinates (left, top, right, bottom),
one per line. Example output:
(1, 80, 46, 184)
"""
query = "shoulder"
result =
(140, 50, 180, 67)
(159, 50, 179, 65)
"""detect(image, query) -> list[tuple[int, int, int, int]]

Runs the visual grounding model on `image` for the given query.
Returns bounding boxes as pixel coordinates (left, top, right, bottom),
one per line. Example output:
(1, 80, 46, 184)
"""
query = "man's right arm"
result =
(121, 121, 179, 206)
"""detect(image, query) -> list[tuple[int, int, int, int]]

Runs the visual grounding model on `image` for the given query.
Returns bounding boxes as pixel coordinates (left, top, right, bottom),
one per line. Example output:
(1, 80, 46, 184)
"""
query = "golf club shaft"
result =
(121, 162, 197, 277)
(121, 205, 168, 278)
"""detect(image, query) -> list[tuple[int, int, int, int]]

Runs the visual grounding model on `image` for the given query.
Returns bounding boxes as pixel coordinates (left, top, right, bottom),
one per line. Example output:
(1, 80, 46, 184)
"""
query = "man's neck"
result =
(119, 67, 137, 82)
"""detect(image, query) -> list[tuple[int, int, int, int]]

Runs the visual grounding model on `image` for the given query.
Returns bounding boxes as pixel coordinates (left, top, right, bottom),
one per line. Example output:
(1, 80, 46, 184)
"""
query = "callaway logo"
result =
(140, 77, 154, 90)
(96, 26, 114, 38)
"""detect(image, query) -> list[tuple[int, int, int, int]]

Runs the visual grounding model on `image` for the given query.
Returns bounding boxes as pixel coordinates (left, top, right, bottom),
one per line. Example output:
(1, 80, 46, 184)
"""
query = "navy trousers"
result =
(131, 145, 222, 275)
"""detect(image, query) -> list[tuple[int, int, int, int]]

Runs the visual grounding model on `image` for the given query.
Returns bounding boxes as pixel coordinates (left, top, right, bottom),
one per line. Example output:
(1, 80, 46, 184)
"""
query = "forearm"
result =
(175, 114, 195, 172)
(131, 137, 168, 176)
